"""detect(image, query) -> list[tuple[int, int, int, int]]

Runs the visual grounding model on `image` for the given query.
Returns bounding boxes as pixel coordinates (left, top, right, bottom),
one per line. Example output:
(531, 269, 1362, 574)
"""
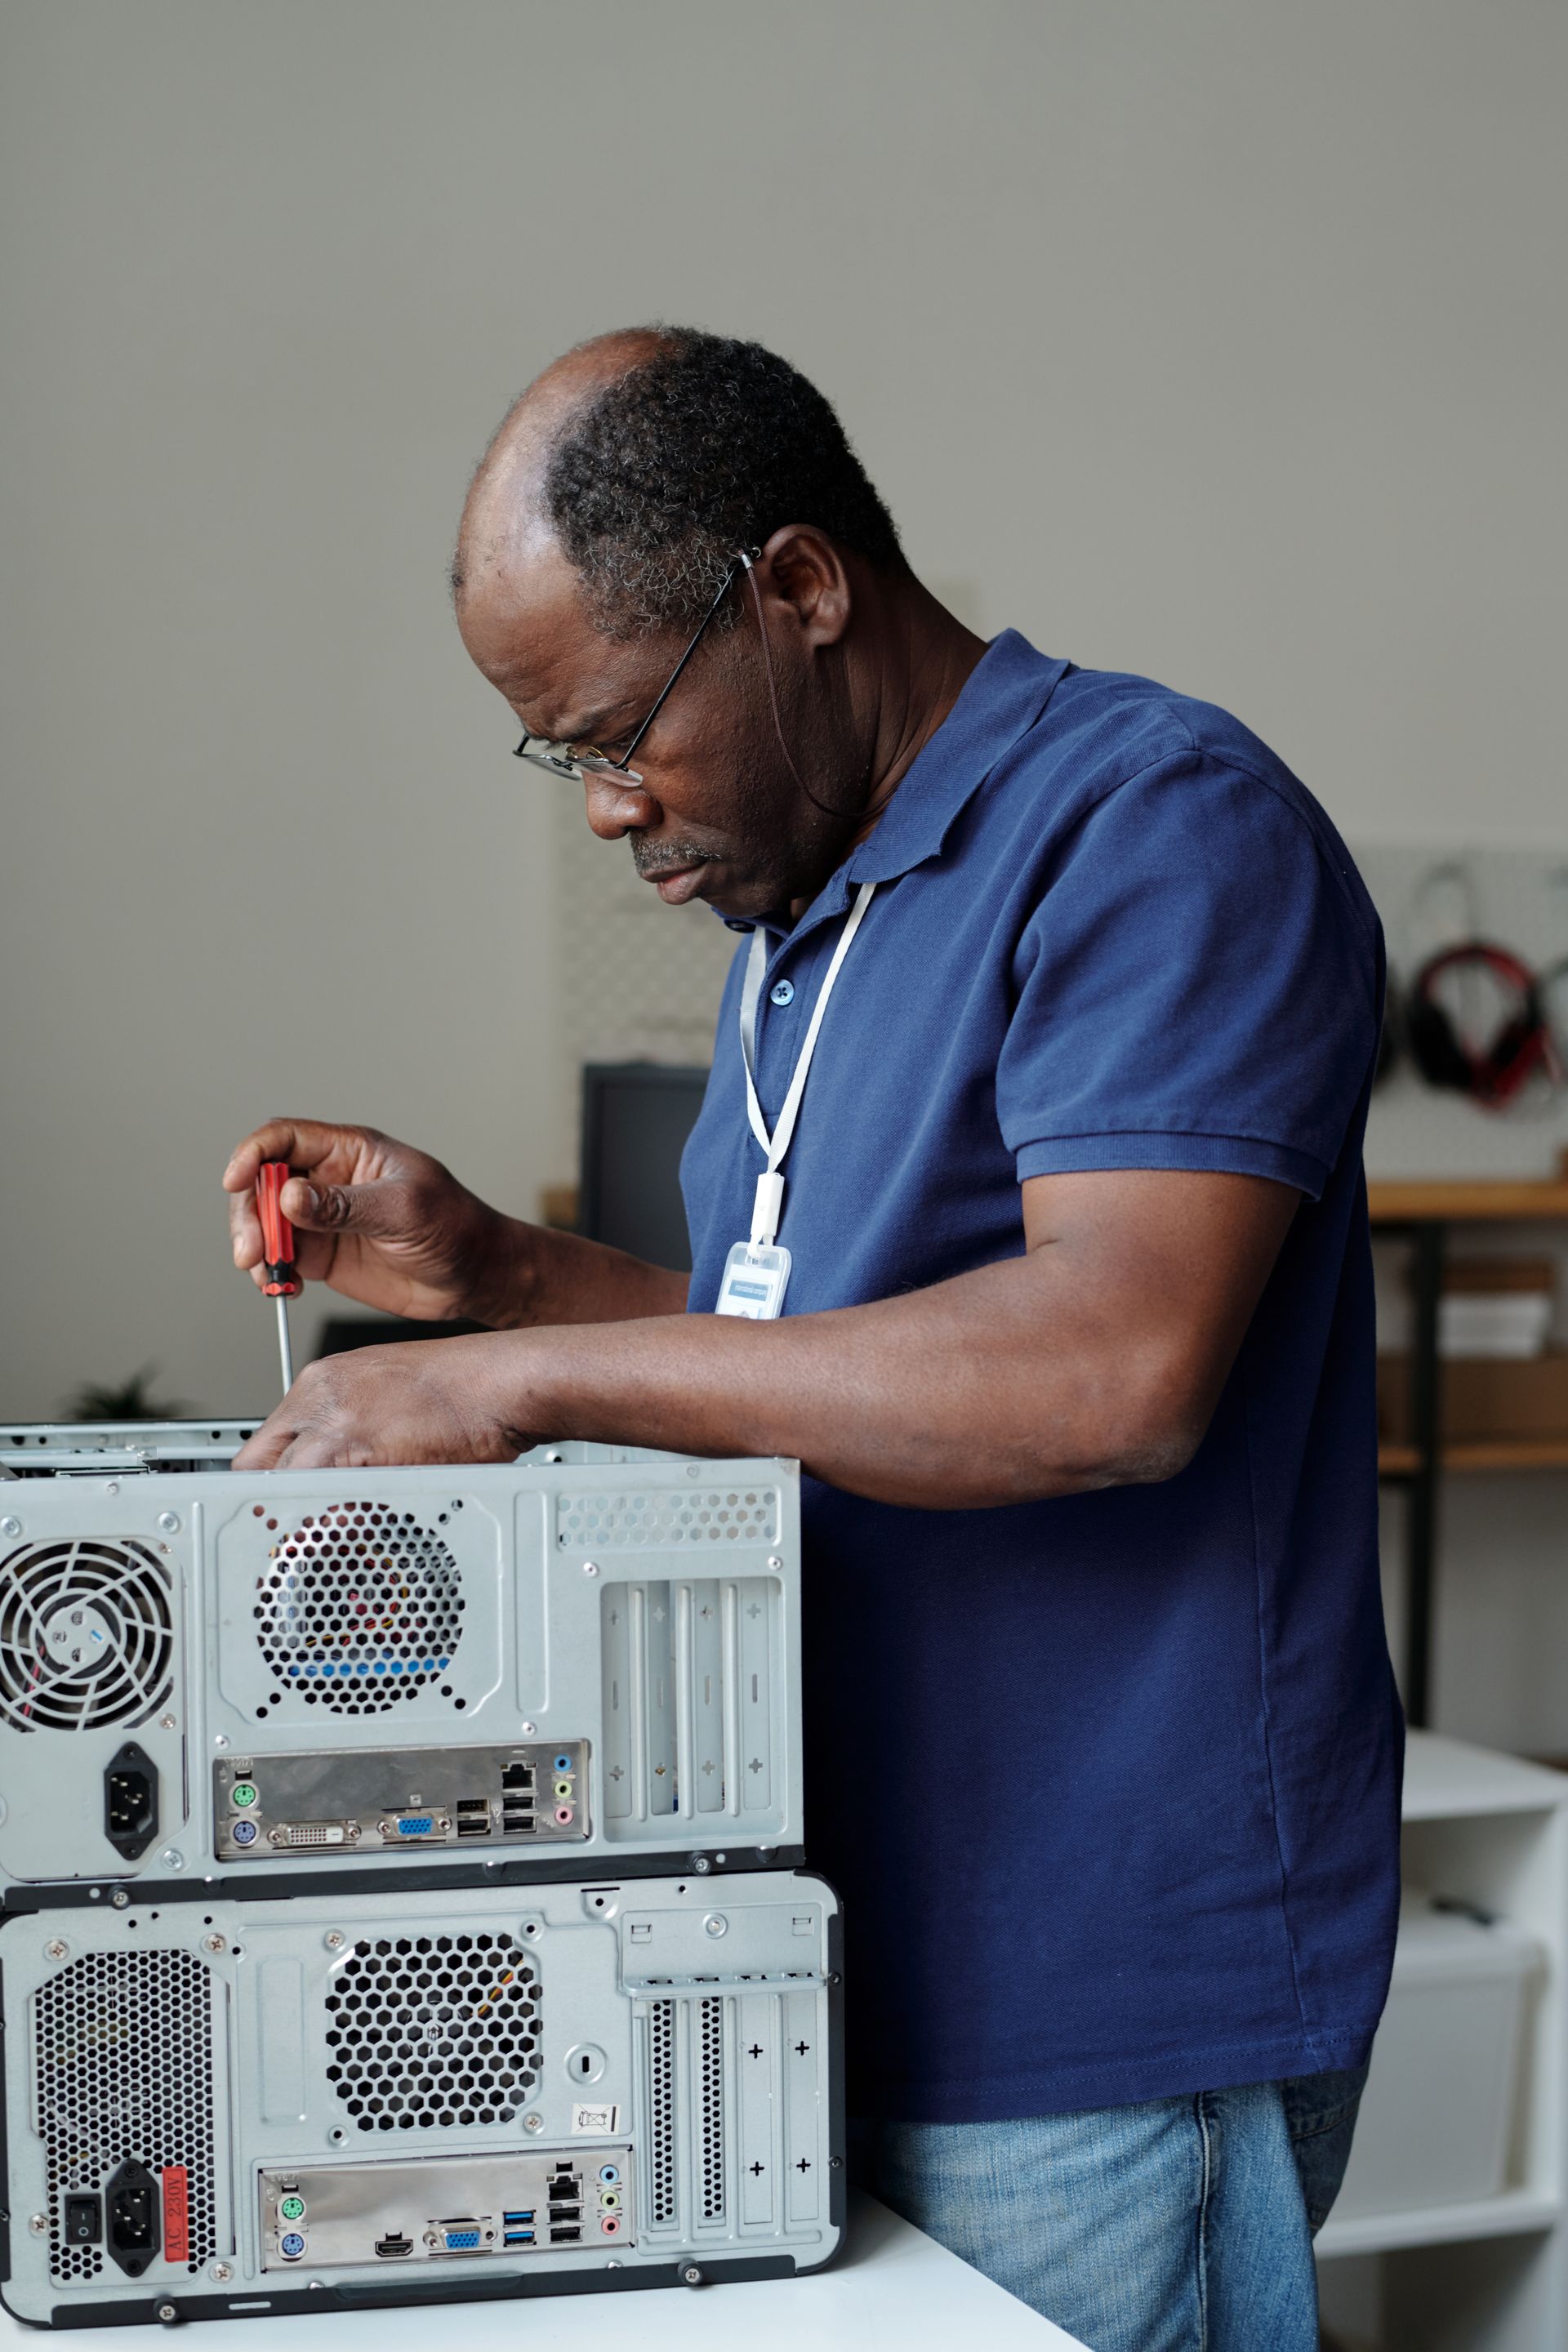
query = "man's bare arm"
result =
(235, 1168, 1299, 1503)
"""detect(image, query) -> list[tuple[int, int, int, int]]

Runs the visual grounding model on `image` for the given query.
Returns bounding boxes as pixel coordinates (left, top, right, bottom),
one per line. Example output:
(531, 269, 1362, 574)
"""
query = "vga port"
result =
(430, 2217, 488, 2253)
(394, 1815, 436, 1838)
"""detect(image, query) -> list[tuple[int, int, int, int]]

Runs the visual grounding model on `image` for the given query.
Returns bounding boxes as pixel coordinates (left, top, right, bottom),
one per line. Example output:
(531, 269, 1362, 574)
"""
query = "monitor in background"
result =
(579, 1062, 709, 1272)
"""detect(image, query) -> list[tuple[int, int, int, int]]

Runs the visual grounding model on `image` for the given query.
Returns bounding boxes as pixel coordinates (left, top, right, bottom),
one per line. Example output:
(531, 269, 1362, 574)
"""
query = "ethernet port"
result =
(501, 1763, 532, 1793)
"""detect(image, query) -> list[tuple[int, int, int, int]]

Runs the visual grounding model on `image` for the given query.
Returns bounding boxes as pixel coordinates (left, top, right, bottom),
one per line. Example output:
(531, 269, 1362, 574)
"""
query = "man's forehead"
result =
(457, 550, 664, 739)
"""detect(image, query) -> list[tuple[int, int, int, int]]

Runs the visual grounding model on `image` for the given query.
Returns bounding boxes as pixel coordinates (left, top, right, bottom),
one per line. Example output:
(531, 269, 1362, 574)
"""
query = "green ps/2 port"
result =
(278, 2194, 305, 2223)
(232, 1782, 259, 1809)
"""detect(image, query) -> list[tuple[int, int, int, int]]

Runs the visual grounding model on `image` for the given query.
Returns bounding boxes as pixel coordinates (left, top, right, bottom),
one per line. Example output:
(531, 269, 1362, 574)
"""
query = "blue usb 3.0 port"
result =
(502, 2210, 535, 2225)
(503, 2230, 535, 2246)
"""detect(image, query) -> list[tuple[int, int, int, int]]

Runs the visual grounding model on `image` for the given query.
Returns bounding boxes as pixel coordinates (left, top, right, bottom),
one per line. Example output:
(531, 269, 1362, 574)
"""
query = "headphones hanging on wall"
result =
(1405, 942, 1557, 1109)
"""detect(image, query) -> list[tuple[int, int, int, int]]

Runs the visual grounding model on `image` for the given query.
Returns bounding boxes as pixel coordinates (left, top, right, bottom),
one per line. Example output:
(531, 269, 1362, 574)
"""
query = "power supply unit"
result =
(0, 1867, 843, 2326)
(0, 1425, 803, 1904)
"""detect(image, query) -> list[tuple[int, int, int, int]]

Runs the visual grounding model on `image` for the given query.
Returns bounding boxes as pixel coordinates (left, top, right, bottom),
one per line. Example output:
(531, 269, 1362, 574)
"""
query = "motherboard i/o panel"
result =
(0, 1428, 802, 1900)
(0, 1870, 842, 2325)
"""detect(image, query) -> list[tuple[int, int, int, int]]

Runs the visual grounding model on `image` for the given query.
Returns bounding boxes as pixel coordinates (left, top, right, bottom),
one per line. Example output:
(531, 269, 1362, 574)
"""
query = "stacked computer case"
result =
(0, 1423, 842, 2324)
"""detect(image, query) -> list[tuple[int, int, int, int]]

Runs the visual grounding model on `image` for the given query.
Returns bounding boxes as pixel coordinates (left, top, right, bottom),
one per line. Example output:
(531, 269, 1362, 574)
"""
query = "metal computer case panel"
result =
(0, 1432, 802, 1900)
(0, 1869, 843, 2325)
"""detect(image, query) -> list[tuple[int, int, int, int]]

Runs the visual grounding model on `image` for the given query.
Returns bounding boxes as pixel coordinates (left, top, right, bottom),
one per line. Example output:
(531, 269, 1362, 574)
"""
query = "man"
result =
(224, 328, 1401, 2351)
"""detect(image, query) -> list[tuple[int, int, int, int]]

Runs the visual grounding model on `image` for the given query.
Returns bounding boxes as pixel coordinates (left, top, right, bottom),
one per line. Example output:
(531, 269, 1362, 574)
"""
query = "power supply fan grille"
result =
(253, 1501, 463, 1716)
(324, 1931, 541, 2132)
(0, 1539, 174, 1732)
(33, 1948, 217, 2283)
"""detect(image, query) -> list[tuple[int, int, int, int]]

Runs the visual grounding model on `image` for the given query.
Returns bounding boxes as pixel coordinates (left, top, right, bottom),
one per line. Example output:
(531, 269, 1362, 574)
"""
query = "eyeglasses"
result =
(513, 554, 748, 786)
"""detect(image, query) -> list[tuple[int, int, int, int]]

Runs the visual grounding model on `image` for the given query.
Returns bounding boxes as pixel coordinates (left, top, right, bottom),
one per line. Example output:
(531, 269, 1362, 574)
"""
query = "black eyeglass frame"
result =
(513, 553, 751, 785)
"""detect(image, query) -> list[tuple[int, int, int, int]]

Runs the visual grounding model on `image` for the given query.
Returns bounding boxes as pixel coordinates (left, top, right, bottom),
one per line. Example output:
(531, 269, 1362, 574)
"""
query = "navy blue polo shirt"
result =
(679, 630, 1403, 2124)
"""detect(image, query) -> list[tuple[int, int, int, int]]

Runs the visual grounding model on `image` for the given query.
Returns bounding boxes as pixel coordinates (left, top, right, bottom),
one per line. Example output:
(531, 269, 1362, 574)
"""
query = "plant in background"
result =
(60, 1365, 192, 1421)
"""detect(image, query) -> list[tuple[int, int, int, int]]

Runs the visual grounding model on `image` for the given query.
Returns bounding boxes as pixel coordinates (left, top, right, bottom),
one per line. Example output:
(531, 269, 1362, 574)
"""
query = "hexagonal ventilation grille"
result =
(0, 1540, 174, 1733)
(253, 1502, 463, 1716)
(33, 1947, 217, 2281)
(324, 1931, 541, 2132)
(557, 1488, 779, 1550)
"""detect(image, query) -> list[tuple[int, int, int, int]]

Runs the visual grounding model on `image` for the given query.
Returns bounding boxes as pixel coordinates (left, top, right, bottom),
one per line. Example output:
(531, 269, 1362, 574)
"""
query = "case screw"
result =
(519, 1722, 537, 1736)
(44, 1938, 69, 1961)
(104, 1483, 118, 1497)
(582, 1560, 599, 1576)
(523, 2113, 543, 2133)
(682, 2264, 704, 2286)
(111, 1889, 130, 1907)
(162, 1848, 185, 1872)
(201, 1932, 227, 1955)
(156, 2303, 177, 2324)
(28, 2212, 47, 2236)
(214, 1735, 229, 1749)
(157, 1512, 180, 1535)
(324, 1931, 345, 1951)
(691, 1855, 710, 1874)
(0, 1517, 20, 1539)
(209, 2261, 233, 2283)
(768, 1556, 782, 1570)
(704, 1913, 728, 1938)
(159, 1713, 177, 1730)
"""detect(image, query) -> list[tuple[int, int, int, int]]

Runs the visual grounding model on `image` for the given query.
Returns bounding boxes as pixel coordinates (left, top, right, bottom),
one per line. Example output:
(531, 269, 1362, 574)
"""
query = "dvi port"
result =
(270, 1821, 355, 1847)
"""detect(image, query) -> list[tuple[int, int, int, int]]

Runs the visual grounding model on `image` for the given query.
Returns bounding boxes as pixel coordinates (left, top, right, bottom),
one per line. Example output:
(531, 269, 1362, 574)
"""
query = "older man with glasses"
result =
(224, 325, 1401, 2352)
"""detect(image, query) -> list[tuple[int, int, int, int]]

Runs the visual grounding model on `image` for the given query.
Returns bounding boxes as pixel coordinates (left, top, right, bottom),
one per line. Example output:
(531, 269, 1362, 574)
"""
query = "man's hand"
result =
(222, 1119, 691, 1331)
(232, 1334, 540, 1470)
(224, 1120, 515, 1324)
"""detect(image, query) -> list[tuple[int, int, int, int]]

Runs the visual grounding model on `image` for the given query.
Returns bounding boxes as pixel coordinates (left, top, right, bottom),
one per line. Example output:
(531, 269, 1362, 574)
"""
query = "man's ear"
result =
(756, 525, 852, 648)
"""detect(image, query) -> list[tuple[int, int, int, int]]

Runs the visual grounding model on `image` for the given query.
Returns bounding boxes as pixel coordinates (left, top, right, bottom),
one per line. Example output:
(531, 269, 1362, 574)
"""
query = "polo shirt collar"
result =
(846, 629, 1069, 887)
(720, 629, 1068, 940)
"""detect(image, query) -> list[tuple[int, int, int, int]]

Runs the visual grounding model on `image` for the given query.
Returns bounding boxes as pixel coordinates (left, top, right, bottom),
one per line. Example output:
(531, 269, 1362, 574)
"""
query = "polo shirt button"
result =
(769, 978, 795, 1006)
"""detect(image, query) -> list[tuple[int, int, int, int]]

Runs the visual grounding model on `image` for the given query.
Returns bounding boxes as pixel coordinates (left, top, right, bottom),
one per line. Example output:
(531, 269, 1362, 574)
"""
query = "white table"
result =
(0, 2194, 1084, 2349)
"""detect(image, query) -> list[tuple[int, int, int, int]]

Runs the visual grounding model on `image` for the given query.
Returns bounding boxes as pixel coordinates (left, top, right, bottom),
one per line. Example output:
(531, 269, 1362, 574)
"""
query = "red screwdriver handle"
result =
(256, 1162, 303, 1298)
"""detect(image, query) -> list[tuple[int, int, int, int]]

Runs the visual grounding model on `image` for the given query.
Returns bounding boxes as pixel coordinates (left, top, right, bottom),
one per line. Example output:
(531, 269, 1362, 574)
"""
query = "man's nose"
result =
(582, 771, 664, 841)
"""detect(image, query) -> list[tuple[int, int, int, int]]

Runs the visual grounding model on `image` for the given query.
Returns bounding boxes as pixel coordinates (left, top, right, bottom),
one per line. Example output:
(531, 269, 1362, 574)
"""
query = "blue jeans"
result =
(855, 2066, 1367, 2352)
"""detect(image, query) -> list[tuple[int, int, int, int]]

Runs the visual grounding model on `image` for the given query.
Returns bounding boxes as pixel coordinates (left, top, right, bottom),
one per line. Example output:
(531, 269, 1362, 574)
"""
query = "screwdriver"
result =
(256, 1162, 302, 1396)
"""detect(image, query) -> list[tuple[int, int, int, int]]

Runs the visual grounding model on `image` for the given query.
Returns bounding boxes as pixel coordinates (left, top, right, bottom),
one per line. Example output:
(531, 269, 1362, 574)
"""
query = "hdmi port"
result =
(375, 2234, 413, 2258)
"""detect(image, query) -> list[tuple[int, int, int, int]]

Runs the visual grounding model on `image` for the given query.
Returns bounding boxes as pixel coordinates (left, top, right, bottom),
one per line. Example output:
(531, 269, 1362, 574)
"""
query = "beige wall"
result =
(2, 0, 1565, 1426)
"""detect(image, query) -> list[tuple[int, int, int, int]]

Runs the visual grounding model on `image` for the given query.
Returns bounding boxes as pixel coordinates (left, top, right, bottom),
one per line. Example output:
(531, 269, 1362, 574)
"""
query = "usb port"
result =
(503, 2230, 535, 2246)
(502, 2211, 535, 2226)
(548, 2204, 581, 2222)
(549, 2225, 581, 2243)
(457, 1815, 491, 1838)
(456, 1797, 489, 1815)
(501, 1811, 535, 1835)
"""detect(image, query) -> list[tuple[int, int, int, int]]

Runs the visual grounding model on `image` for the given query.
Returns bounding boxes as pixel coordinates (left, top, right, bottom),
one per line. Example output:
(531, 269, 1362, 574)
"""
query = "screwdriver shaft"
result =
(274, 1293, 294, 1396)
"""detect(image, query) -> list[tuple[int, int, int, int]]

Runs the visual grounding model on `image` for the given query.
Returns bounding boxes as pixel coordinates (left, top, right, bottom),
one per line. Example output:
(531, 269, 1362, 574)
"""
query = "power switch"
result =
(64, 2196, 101, 2245)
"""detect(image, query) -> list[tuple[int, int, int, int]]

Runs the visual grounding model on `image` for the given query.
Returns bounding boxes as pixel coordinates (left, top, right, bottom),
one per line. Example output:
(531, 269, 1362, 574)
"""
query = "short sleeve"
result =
(996, 756, 1382, 1200)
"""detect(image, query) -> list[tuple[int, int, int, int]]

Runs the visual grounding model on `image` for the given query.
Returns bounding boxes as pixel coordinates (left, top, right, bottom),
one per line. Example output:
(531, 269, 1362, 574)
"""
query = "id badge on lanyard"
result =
(714, 880, 875, 1319)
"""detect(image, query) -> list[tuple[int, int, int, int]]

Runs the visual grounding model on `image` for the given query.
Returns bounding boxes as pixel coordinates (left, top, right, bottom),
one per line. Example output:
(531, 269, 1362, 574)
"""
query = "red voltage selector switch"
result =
(256, 1162, 303, 1298)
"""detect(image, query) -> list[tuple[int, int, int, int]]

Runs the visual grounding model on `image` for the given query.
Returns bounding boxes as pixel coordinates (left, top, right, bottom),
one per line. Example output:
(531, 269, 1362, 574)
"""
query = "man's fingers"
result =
(283, 1178, 412, 1241)
(220, 1119, 375, 1194)
(232, 1412, 296, 1470)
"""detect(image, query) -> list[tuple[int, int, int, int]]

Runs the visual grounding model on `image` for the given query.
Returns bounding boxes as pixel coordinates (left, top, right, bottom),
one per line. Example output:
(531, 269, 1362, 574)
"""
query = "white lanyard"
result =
(737, 880, 876, 1248)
